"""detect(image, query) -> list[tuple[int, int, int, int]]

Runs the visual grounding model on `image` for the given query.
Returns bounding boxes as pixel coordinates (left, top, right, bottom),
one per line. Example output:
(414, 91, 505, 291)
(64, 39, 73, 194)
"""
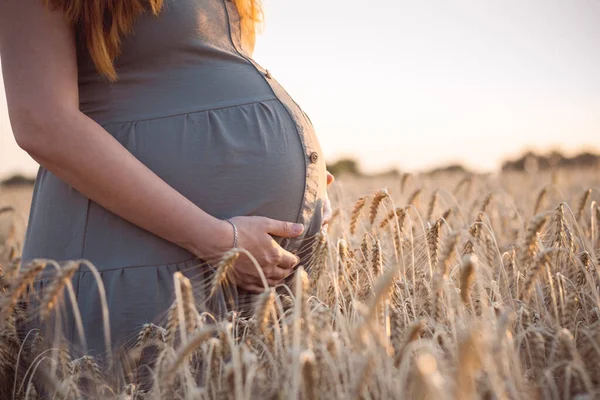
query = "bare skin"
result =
(0, 0, 333, 293)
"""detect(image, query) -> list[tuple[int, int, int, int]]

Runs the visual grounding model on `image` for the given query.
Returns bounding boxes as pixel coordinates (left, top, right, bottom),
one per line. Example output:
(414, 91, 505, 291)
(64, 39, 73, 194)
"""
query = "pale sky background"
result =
(1, 0, 599, 179)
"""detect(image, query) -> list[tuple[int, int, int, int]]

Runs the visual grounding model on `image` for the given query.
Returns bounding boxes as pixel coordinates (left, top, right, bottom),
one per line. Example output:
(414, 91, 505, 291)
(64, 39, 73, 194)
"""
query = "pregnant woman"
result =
(0, 0, 331, 357)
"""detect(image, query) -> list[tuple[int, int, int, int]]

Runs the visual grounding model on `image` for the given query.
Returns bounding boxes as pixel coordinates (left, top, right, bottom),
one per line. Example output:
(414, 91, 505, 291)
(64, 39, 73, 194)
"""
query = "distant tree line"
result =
(501, 151, 600, 172)
(2, 150, 598, 187)
(0, 174, 35, 187)
(328, 150, 599, 178)
(326, 158, 400, 178)
(326, 158, 471, 178)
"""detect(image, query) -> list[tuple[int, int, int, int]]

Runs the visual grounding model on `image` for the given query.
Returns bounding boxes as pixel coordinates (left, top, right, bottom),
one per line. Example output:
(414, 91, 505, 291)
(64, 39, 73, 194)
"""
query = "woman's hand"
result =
(206, 216, 305, 293)
(322, 171, 335, 227)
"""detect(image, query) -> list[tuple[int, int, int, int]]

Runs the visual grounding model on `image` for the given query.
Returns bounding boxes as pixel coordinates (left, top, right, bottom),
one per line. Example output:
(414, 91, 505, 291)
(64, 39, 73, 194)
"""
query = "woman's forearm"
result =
(19, 109, 231, 259)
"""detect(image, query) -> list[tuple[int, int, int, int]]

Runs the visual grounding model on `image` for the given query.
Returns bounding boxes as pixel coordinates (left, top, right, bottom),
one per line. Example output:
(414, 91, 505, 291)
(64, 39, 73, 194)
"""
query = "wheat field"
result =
(1, 167, 599, 399)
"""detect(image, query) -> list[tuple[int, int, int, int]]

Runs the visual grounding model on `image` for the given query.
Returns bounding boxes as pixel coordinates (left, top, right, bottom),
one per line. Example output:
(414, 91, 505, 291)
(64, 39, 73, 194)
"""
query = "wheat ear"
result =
(533, 187, 548, 215)
(310, 230, 328, 287)
(460, 255, 477, 304)
(576, 188, 592, 222)
(479, 192, 493, 214)
(371, 239, 382, 276)
(164, 326, 216, 384)
(394, 319, 426, 367)
(521, 249, 553, 302)
(350, 196, 367, 235)
(300, 350, 317, 400)
(0, 261, 46, 318)
(427, 219, 442, 271)
(453, 176, 472, 196)
(254, 288, 275, 338)
(379, 207, 403, 229)
(455, 331, 481, 399)
(209, 249, 240, 298)
(426, 190, 440, 222)
(519, 214, 549, 269)
(407, 188, 422, 208)
(527, 331, 546, 382)
(552, 204, 575, 253)
(400, 173, 412, 193)
(175, 272, 199, 334)
(40, 262, 79, 320)
(136, 323, 167, 348)
(369, 189, 389, 225)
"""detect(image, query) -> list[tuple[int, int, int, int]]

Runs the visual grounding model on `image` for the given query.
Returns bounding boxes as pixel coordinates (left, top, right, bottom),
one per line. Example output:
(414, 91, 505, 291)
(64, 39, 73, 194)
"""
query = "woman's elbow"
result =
(10, 107, 68, 156)
(13, 125, 43, 155)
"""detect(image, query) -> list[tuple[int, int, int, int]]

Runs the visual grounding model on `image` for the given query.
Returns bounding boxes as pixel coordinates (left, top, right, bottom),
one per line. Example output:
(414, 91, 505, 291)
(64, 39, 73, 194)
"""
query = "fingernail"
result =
(293, 223, 304, 234)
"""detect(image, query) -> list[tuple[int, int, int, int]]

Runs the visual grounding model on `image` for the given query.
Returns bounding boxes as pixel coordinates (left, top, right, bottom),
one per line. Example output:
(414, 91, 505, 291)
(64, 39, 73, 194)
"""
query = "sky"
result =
(1, 0, 600, 178)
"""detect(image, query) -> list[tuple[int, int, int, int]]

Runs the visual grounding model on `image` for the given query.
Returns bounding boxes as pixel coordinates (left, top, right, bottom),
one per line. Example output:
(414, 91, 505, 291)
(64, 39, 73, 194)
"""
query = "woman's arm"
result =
(0, 1, 302, 292)
(1, 0, 231, 259)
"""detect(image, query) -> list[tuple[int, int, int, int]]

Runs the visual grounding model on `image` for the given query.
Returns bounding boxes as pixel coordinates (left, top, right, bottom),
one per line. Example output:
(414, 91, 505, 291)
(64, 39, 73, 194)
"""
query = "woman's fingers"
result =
(234, 254, 292, 282)
(239, 283, 266, 294)
(278, 248, 300, 270)
(265, 265, 291, 281)
(264, 218, 304, 238)
(326, 171, 335, 186)
(225, 215, 306, 291)
(232, 263, 290, 290)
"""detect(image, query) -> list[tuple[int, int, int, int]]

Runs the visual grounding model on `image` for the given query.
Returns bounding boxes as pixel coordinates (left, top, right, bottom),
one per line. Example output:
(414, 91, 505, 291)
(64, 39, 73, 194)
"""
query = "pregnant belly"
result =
(69, 99, 310, 269)
(122, 98, 307, 222)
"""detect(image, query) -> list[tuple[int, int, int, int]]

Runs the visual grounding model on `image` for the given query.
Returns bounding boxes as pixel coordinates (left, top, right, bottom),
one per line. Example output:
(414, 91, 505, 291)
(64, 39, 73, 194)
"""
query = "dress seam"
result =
(80, 198, 91, 259)
(98, 97, 278, 127)
(221, 0, 309, 235)
(71, 256, 202, 273)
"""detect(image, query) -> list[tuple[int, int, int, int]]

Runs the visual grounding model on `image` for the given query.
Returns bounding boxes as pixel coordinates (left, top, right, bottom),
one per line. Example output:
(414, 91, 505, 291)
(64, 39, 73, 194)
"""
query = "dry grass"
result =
(1, 167, 600, 399)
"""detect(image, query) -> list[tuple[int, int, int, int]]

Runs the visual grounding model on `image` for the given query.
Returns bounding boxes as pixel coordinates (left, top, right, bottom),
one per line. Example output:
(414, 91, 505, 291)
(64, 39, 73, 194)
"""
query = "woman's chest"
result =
(77, 0, 241, 74)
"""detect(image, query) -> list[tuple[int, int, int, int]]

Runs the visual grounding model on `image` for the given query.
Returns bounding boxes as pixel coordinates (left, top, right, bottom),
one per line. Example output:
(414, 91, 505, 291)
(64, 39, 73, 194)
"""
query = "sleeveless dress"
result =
(21, 0, 326, 357)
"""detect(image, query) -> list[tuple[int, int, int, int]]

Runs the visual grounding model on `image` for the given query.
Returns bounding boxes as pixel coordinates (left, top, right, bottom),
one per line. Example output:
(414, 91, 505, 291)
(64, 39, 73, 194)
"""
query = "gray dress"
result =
(21, 0, 326, 357)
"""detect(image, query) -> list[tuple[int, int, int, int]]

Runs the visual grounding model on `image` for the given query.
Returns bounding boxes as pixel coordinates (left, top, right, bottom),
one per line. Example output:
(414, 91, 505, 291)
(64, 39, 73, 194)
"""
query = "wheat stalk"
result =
(3, 166, 600, 399)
